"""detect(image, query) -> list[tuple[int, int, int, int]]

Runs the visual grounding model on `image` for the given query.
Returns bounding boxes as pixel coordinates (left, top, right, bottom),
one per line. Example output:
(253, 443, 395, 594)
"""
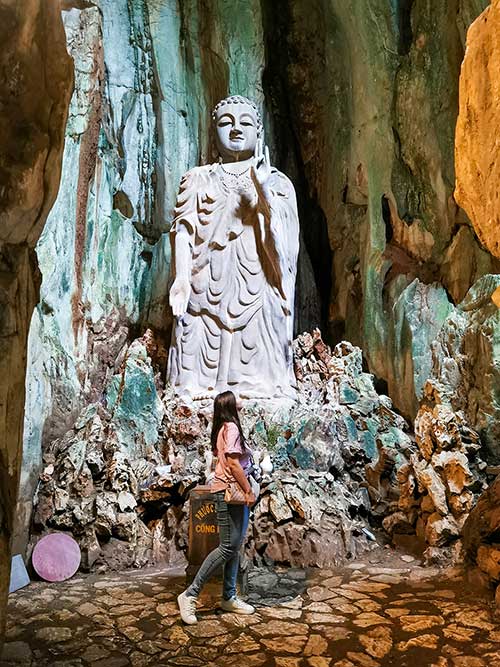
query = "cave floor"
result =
(2, 546, 498, 667)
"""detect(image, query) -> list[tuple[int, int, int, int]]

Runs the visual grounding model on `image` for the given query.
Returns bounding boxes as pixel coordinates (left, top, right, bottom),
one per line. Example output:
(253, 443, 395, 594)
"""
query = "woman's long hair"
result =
(211, 391, 245, 454)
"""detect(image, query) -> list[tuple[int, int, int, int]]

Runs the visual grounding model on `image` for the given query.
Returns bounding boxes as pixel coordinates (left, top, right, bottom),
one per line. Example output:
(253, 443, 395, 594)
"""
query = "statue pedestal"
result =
(186, 485, 248, 594)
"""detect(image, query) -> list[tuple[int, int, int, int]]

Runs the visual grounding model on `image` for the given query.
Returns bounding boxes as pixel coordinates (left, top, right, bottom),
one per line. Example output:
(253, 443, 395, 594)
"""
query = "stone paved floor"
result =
(2, 547, 499, 667)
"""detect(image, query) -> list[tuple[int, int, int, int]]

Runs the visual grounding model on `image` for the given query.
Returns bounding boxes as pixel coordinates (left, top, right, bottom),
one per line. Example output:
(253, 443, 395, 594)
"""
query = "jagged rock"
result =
(80, 527, 101, 571)
(411, 455, 449, 516)
(423, 542, 463, 567)
(29, 330, 412, 572)
(106, 340, 165, 456)
(73, 463, 94, 498)
(463, 475, 500, 589)
(431, 451, 473, 495)
(107, 451, 138, 496)
(420, 495, 435, 514)
(269, 490, 294, 524)
(448, 490, 474, 518)
(396, 464, 418, 513)
(281, 484, 307, 520)
(247, 470, 375, 568)
(72, 497, 95, 527)
(392, 280, 454, 419)
(423, 275, 500, 458)
(118, 491, 137, 512)
(113, 512, 137, 542)
(382, 512, 414, 536)
(53, 488, 69, 513)
(95, 493, 118, 541)
(476, 545, 500, 582)
(425, 513, 460, 547)
(386, 393, 487, 564)
(414, 407, 436, 461)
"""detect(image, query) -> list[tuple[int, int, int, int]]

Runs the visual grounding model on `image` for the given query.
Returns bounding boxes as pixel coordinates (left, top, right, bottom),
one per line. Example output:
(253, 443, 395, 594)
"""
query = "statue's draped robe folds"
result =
(168, 164, 300, 399)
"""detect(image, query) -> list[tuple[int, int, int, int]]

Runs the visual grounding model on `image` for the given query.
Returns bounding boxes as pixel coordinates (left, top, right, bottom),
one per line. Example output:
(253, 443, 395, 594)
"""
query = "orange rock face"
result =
(455, 0, 500, 258)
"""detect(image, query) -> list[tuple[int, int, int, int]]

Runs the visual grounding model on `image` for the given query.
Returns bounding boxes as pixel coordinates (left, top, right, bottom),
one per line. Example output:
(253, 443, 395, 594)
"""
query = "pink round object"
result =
(32, 533, 81, 582)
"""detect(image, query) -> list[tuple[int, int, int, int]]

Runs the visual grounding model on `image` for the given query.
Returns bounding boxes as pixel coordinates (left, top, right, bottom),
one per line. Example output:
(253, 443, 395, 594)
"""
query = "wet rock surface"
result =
(3, 547, 500, 667)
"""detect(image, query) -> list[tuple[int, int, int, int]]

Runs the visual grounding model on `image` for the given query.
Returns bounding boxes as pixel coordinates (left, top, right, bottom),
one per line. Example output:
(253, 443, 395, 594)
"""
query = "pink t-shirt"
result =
(210, 422, 252, 493)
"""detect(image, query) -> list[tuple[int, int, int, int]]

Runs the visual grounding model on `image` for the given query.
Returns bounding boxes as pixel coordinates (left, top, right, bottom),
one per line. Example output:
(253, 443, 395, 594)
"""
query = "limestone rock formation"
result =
(29, 330, 412, 572)
(29, 333, 169, 571)
(463, 475, 500, 601)
(455, 0, 500, 258)
(384, 384, 489, 564)
(0, 0, 72, 649)
(423, 274, 500, 458)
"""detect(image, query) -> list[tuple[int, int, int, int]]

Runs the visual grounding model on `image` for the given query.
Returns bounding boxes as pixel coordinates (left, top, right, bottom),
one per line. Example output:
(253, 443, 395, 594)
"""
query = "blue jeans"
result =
(186, 491, 249, 600)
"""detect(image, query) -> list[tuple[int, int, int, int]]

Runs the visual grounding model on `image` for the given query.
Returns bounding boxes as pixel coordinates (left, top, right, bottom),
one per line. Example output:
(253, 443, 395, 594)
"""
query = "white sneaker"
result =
(220, 595, 255, 615)
(177, 590, 198, 624)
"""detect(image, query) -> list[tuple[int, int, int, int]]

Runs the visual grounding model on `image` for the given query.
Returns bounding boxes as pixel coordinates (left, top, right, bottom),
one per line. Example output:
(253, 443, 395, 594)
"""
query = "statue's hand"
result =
(169, 277, 190, 317)
(251, 137, 272, 199)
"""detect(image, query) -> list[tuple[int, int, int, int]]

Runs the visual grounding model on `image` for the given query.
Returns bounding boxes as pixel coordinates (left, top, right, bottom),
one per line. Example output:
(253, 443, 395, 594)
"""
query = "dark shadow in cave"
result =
(397, 0, 415, 56)
(381, 194, 393, 243)
(260, 0, 332, 340)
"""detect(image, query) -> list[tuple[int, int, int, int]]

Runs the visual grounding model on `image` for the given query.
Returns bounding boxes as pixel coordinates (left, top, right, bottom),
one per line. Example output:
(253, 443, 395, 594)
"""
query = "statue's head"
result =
(212, 95, 263, 161)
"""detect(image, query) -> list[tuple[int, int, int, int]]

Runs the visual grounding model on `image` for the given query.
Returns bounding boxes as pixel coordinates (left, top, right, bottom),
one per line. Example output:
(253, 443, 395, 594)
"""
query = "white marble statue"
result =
(167, 95, 300, 400)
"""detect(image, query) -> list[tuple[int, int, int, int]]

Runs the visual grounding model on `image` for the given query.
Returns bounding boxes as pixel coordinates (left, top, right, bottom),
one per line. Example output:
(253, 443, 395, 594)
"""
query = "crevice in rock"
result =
(113, 191, 133, 219)
(260, 0, 332, 338)
(397, 0, 415, 56)
(381, 195, 393, 243)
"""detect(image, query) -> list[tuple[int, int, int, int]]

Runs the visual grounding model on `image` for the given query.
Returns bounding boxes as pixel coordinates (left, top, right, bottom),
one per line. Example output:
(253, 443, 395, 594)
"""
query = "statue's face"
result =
(215, 103, 259, 161)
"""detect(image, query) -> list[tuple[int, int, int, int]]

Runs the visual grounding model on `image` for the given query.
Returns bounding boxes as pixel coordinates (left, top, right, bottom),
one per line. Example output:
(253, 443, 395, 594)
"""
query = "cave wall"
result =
(456, 0, 500, 259)
(0, 0, 72, 647)
(434, 0, 500, 457)
(276, 0, 496, 419)
(16, 0, 500, 558)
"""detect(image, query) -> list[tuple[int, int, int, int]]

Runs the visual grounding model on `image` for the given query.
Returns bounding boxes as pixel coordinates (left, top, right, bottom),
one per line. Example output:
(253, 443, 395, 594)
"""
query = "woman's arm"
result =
(226, 454, 254, 505)
(226, 454, 251, 493)
(222, 423, 255, 505)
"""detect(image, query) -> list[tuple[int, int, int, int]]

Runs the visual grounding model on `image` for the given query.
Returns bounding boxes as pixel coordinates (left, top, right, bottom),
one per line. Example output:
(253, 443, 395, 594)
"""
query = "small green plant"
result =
(265, 421, 283, 451)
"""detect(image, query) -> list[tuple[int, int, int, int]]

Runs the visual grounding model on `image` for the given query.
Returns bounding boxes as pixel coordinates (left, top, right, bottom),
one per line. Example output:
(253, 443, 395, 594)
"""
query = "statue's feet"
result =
(191, 390, 217, 401)
(238, 389, 271, 400)
(238, 385, 297, 401)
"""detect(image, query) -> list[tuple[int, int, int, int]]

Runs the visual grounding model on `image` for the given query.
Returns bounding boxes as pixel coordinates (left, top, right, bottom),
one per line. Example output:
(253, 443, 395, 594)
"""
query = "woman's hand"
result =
(169, 277, 190, 317)
(244, 490, 256, 507)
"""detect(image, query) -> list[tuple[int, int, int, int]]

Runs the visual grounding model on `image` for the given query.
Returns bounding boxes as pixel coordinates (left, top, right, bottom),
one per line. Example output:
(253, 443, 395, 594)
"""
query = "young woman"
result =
(177, 390, 256, 624)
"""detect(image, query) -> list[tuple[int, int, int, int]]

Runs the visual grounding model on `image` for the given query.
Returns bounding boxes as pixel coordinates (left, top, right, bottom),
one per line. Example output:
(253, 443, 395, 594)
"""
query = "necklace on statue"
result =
(217, 163, 254, 194)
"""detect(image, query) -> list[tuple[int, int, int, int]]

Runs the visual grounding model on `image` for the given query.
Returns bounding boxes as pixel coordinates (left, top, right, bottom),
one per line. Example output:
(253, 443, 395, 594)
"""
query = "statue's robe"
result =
(167, 163, 300, 399)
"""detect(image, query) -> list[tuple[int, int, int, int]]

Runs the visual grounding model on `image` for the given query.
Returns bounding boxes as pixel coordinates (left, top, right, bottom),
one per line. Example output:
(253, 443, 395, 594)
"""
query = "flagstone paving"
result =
(2, 547, 499, 666)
